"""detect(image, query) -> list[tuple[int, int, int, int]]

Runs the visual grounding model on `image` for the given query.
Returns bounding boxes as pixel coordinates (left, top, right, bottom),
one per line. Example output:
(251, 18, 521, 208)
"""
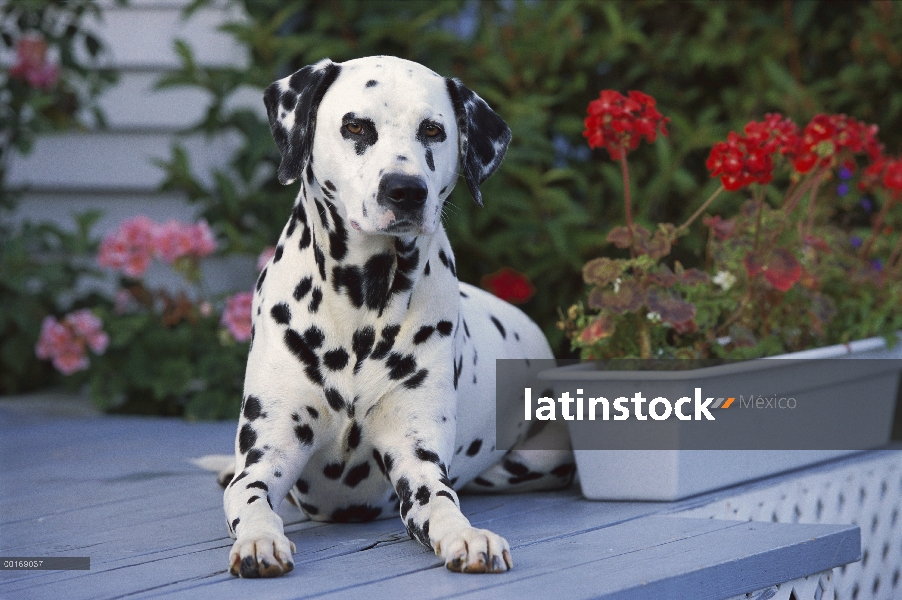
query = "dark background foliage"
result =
(154, 0, 902, 355)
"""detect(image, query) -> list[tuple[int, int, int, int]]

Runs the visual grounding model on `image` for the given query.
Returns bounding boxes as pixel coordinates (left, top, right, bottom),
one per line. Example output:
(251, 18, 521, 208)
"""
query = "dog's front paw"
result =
(228, 534, 296, 578)
(434, 527, 513, 573)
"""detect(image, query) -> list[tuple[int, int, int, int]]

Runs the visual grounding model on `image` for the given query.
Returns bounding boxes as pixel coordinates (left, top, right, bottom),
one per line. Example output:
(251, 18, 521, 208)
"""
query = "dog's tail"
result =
(190, 454, 235, 488)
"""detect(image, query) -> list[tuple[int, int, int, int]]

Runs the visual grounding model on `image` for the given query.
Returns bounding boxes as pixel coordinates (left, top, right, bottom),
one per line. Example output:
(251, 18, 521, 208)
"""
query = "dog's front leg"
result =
(370, 389, 513, 573)
(223, 395, 322, 578)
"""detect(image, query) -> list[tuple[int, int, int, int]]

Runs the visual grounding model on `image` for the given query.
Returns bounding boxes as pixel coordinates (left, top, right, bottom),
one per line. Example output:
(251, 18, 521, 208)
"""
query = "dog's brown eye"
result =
(423, 124, 440, 137)
(345, 122, 362, 135)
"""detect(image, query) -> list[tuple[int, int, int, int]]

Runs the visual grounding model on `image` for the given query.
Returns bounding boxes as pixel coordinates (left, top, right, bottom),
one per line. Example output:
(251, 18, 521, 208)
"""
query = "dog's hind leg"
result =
(462, 420, 576, 493)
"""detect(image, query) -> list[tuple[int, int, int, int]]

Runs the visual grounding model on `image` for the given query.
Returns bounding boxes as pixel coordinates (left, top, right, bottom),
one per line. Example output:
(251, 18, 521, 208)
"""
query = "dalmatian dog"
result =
(221, 55, 574, 579)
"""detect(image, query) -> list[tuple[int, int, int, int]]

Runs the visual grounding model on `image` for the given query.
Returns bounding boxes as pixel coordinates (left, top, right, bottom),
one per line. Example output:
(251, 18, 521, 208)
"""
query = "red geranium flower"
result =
(706, 114, 801, 191)
(481, 267, 536, 304)
(583, 90, 669, 160)
(861, 155, 902, 195)
(791, 114, 882, 174)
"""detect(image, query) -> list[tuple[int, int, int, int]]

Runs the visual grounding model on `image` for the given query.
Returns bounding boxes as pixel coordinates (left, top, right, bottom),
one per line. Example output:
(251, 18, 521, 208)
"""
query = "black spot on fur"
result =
(396, 477, 414, 519)
(255, 267, 267, 292)
(407, 517, 430, 547)
(415, 485, 430, 505)
(514, 332, 520, 341)
(365, 80, 378, 88)
(413, 326, 434, 344)
(343, 462, 371, 487)
(436, 320, 453, 336)
(333, 265, 364, 308)
(463, 320, 470, 337)
(332, 504, 382, 522)
(243, 396, 264, 421)
(273, 245, 284, 263)
(503, 459, 529, 476)
(229, 470, 248, 488)
(415, 446, 440, 464)
(284, 328, 323, 386)
(295, 478, 309, 494)
(383, 452, 394, 474)
(473, 477, 494, 487)
(313, 242, 326, 280)
(466, 439, 482, 456)
(326, 200, 348, 260)
(239, 424, 257, 454)
(294, 424, 314, 446)
(247, 495, 260, 504)
(299, 225, 311, 250)
(324, 387, 345, 411)
(437, 249, 456, 276)
(314, 198, 329, 230)
(386, 352, 417, 380)
(363, 252, 393, 311)
(324, 180, 336, 191)
(347, 422, 361, 449)
(371, 324, 400, 360)
(291, 412, 299, 422)
(453, 354, 463, 390)
(308, 288, 323, 313)
(403, 368, 429, 389)
(323, 347, 349, 370)
(231, 517, 240, 532)
(551, 463, 576, 478)
(424, 260, 431, 276)
(247, 481, 268, 492)
(440, 186, 448, 195)
(303, 326, 324, 348)
(425, 147, 435, 171)
(270, 303, 291, 325)
(294, 276, 313, 301)
(372, 449, 386, 475)
(352, 326, 376, 372)
(436, 490, 456, 504)
(323, 462, 345, 479)
(460, 291, 468, 298)
(244, 448, 263, 467)
(300, 502, 319, 515)
(306, 406, 319, 419)
(490, 315, 506, 338)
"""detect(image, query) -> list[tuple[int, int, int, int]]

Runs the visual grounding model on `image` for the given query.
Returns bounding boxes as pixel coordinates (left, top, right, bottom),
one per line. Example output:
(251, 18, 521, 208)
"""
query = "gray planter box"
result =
(538, 335, 902, 501)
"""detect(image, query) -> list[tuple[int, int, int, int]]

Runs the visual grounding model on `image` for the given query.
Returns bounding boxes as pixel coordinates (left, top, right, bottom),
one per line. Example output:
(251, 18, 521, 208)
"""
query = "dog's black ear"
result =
(445, 78, 512, 206)
(264, 59, 342, 185)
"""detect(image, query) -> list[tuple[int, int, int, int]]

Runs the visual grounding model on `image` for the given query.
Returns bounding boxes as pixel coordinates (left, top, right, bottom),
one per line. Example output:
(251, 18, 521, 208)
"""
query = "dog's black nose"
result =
(378, 174, 428, 212)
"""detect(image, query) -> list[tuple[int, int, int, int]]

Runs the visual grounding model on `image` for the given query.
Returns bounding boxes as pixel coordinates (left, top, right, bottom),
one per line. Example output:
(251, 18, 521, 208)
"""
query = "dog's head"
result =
(264, 56, 511, 236)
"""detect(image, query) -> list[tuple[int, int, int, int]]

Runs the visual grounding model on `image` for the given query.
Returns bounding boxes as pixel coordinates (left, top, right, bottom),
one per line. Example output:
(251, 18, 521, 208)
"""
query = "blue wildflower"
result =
(871, 258, 883, 272)
(850, 236, 862, 248)
(860, 197, 872, 212)
(836, 183, 849, 197)
(839, 166, 853, 180)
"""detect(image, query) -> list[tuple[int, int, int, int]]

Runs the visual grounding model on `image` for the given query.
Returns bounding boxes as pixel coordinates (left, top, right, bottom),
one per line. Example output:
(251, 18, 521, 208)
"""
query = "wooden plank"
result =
(11, 192, 198, 233)
(6, 131, 241, 192)
(82, 4, 248, 70)
(0, 410, 862, 600)
(89, 73, 264, 131)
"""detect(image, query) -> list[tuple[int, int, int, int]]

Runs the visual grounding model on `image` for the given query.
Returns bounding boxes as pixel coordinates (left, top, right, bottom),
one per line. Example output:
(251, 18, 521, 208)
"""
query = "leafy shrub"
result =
(145, 1, 902, 354)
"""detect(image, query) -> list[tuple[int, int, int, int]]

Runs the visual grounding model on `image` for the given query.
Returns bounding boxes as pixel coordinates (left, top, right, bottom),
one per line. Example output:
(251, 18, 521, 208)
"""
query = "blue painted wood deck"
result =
(0, 396, 861, 600)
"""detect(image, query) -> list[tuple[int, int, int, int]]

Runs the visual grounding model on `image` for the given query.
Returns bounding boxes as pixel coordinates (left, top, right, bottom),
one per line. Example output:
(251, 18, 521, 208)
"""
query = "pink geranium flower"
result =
(9, 34, 60, 90)
(222, 292, 253, 342)
(98, 216, 157, 278)
(98, 217, 218, 277)
(35, 310, 108, 375)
